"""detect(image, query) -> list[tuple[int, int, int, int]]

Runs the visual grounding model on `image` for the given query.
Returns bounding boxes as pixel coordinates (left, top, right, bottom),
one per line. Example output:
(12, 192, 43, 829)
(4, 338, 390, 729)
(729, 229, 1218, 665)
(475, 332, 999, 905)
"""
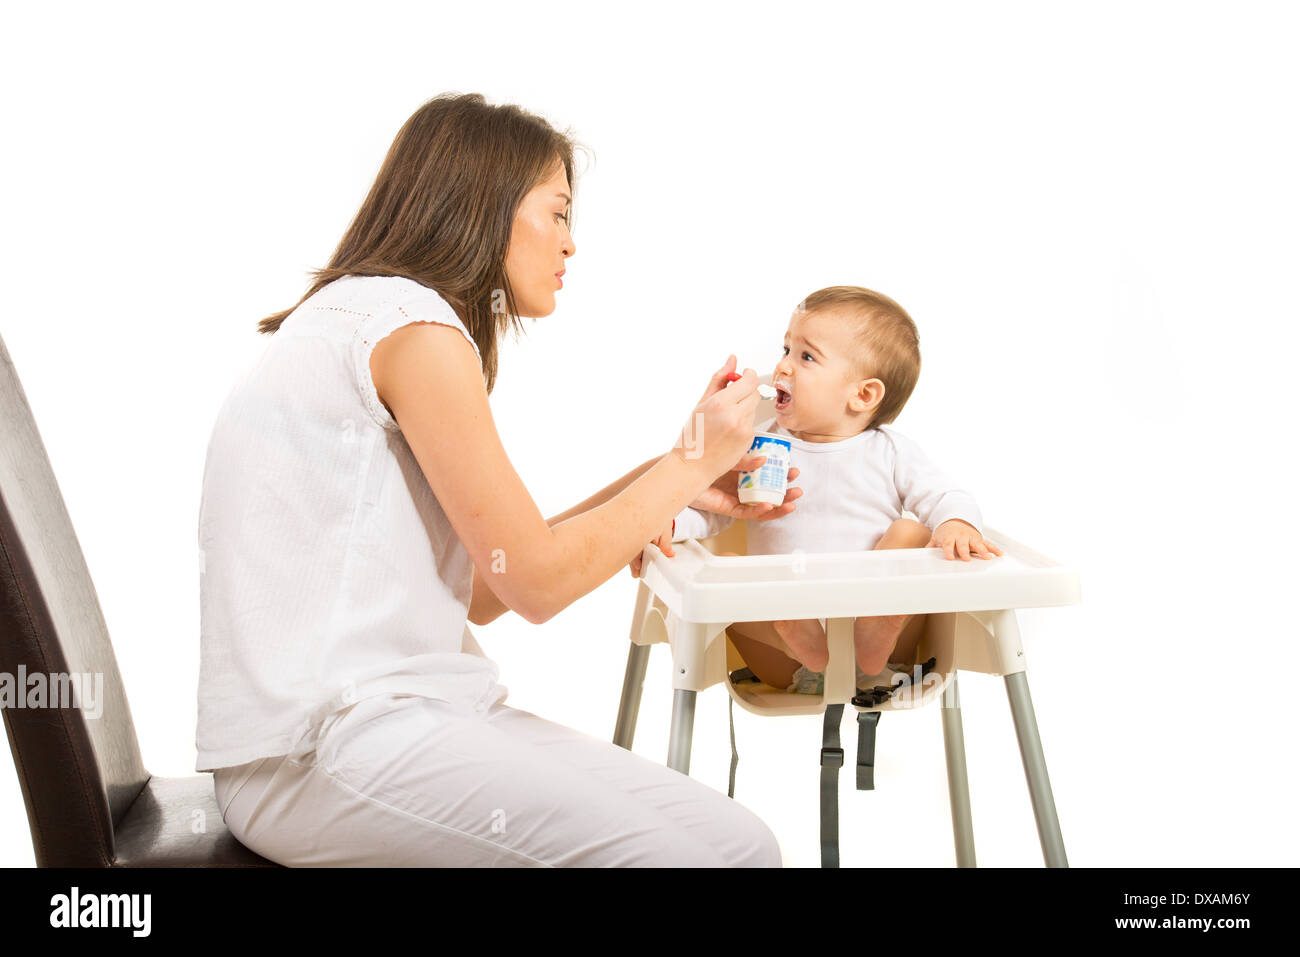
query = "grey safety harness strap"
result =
(727, 667, 882, 868)
(820, 703, 845, 867)
(820, 705, 882, 867)
(727, 668, 760, 799)
(728, 694, 739, 798)
(729, 660, 940, 864)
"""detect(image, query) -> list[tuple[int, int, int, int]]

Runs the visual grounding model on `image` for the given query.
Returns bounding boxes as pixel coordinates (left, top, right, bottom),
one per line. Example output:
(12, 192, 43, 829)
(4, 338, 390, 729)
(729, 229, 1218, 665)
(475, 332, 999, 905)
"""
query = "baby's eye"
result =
(782, 346, 812, 361)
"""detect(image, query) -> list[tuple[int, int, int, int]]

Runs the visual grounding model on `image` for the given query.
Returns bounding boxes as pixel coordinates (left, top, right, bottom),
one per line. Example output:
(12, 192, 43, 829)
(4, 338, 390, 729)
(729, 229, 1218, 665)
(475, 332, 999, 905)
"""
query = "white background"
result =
(2, 0, 1297, 868)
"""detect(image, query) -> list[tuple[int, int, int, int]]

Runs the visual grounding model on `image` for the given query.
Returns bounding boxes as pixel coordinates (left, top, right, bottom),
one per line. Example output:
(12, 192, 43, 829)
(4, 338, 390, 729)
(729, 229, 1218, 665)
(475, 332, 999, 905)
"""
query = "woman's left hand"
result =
(629, 453, 803, 578)
(690, 452, 802, 522)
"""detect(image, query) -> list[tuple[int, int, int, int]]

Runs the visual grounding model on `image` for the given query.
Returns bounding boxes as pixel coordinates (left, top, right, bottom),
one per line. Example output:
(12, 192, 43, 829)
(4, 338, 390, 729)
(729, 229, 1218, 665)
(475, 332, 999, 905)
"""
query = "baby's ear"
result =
(854, 377, 886, 414)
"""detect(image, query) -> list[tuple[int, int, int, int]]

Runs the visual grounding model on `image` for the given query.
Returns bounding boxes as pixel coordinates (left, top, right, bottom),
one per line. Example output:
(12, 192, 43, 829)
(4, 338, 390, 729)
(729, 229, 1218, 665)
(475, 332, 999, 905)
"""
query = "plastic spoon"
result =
(725, 371, 777, 399)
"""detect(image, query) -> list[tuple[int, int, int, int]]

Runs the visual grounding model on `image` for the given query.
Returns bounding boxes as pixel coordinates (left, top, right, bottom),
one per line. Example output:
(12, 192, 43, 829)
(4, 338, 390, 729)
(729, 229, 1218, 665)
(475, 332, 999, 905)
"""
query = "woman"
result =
(197, 92, 801, 866)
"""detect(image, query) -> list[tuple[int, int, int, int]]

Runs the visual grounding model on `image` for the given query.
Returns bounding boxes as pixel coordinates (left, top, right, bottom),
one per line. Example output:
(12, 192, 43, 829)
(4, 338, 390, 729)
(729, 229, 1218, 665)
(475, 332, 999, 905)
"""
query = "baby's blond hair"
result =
(796, 286, 921, 428)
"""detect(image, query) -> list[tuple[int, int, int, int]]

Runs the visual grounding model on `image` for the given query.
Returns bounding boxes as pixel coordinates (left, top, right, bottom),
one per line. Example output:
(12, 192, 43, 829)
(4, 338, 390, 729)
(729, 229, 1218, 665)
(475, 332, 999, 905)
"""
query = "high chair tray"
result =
(641, 526, 1080, 623)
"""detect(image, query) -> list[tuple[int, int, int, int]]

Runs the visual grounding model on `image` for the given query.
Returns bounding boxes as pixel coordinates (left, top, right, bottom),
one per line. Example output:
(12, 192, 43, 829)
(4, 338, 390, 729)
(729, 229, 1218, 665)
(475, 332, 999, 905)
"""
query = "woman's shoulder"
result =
(314, 274, 455, 313)
(305, 275, 474, 351)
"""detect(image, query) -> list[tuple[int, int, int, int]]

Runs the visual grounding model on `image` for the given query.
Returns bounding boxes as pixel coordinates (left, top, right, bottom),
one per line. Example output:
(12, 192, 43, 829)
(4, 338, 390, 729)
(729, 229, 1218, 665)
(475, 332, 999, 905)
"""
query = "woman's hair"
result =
(797, 286, 921, 428)
(257, 92, 588, 394)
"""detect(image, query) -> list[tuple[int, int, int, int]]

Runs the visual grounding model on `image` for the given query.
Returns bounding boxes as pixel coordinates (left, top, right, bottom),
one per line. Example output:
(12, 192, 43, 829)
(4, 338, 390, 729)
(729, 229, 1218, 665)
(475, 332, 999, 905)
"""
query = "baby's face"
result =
(771, 308, 880, 441)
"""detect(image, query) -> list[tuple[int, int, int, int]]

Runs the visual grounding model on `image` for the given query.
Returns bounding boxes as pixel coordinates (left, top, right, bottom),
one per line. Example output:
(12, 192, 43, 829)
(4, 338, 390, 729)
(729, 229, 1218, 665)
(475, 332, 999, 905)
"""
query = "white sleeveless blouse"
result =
(195, 275, 508, 771)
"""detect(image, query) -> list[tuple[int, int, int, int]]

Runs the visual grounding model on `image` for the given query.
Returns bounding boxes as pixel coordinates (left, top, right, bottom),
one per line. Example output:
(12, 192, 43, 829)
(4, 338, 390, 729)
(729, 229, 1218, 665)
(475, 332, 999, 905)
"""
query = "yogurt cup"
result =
(737, 432, 792, 506)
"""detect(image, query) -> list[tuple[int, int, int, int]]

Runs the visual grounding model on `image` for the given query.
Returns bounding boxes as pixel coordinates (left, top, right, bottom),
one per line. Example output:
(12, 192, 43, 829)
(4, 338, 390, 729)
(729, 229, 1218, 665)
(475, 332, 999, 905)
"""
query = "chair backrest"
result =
(0, 332, 148, 866)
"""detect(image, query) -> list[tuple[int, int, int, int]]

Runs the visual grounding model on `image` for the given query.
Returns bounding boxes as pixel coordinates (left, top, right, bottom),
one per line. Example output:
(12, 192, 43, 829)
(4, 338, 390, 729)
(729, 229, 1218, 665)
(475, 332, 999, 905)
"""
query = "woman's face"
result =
(504, 162, 575, 318)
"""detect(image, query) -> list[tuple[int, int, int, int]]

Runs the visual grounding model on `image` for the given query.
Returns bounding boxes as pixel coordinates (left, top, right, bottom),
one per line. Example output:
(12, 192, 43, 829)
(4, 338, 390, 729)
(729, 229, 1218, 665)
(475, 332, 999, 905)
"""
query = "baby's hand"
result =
(629, 521, 676, 578)
(929, 519, 1002, 562)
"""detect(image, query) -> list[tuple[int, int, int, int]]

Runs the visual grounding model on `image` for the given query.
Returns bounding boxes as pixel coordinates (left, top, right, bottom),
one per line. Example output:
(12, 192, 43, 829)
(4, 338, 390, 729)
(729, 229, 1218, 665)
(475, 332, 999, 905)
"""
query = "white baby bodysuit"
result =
(672, 416, 984, 553)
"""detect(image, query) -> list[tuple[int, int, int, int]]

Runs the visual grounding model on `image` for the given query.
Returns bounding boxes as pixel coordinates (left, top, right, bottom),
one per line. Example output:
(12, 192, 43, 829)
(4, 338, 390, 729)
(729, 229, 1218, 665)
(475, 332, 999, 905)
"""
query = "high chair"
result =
(611, 375, 1080, 867)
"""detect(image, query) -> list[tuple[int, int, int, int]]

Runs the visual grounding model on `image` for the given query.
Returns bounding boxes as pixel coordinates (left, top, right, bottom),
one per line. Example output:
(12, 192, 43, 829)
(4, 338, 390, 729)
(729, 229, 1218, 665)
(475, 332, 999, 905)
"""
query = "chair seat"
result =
(719, 617, 957, 718)
(111, 775, 282, 867)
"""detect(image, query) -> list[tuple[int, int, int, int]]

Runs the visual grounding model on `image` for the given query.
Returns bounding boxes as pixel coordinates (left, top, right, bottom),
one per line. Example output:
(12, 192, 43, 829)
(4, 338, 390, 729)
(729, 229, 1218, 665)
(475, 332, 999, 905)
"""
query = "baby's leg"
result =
(876, 517, 932, 551)
(726, 626, 802, 692)
(771, 619, 829, 671)
(854, 519, 932, 676)
(889, 612, 929, 671)
(717, 551, 818, 689)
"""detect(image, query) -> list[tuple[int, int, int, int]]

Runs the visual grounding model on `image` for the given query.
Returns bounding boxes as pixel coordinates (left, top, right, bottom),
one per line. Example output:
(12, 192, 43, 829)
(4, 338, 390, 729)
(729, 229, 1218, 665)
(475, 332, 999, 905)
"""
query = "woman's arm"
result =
(468, 455, 658, 625)
(544, 455, 660, 526)
(374, 321, 731, 626)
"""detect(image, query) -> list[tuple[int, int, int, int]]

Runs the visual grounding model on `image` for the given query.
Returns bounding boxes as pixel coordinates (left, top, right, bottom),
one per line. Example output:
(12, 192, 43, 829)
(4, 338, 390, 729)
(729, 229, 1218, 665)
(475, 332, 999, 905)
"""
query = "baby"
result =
(670, 285, 1002, 695)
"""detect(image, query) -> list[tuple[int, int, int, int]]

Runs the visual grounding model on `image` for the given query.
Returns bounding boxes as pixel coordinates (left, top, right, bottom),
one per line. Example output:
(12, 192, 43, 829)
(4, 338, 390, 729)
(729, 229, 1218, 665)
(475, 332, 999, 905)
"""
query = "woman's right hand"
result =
(671, 354, 762, 478)
(629, 520, 676, 578)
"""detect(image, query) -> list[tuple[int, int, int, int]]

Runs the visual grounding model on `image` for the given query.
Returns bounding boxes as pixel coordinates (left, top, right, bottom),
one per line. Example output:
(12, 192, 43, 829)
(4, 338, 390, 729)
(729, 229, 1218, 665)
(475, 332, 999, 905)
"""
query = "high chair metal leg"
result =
(1005, 671, 1068, 867)
(941, 675, 976, 867)
(667, 690, 697, 774)
(613, 643, 651, 750)
(614, 579, 656, 750)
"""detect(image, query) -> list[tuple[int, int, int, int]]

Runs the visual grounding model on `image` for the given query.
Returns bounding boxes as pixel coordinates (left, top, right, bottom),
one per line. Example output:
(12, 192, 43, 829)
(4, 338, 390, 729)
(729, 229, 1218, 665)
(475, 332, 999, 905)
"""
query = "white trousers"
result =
(213, 693, 783, 867)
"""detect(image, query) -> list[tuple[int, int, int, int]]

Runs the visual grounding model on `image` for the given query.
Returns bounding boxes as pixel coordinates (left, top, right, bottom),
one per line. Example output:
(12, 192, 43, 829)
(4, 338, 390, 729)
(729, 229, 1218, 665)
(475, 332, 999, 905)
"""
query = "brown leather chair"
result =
(0, 332, 280, 867)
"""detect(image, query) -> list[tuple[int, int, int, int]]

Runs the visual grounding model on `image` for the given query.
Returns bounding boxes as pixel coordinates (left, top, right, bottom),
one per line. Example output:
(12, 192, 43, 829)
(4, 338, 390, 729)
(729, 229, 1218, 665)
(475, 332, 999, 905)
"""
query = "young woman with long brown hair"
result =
(195, 92, 798, 866)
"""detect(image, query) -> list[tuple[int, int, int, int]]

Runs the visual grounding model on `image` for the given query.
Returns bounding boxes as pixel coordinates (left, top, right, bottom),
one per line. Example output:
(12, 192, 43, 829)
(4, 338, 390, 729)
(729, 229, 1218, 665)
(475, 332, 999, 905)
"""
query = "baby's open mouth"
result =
(775, 388, 792, 411)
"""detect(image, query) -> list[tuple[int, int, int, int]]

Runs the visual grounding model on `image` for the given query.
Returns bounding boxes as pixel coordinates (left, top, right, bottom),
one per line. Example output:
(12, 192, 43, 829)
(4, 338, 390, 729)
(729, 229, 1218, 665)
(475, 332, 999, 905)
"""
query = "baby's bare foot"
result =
(773, 618, 829, 671)
(853, 614, 912, 676)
